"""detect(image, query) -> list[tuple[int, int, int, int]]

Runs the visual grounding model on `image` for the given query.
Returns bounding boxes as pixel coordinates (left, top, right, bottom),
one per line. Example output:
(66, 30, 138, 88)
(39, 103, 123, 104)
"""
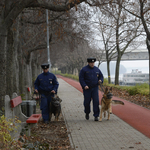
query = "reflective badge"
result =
(96, 72, 99, 77)
(49, 79, 52, 84)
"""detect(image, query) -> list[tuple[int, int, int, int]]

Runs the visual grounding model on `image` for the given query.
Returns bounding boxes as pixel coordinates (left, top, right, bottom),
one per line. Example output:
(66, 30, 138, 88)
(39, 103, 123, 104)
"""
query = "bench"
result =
(5, 93, 41, 137)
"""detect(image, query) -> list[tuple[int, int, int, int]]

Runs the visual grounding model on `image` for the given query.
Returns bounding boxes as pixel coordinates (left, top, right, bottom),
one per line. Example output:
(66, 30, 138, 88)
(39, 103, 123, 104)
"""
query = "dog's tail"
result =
(112, 100, 124, 105)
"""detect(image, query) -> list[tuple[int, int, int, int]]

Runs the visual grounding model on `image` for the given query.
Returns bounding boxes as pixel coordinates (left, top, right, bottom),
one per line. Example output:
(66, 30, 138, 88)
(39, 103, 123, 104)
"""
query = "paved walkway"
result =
(57, 77, 150, 150)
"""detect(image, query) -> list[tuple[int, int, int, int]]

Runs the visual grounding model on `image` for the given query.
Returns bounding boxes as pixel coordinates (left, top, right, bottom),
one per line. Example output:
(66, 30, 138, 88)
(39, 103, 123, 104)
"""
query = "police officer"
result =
(79, 58, 103, 121)
(34, 63, 59, 124)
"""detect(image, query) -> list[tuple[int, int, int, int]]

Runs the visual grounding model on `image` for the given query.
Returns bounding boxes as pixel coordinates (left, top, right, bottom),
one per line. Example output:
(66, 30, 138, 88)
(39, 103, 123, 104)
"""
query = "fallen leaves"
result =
(22, 113, 74, 150)
(107, 87, 150, 110)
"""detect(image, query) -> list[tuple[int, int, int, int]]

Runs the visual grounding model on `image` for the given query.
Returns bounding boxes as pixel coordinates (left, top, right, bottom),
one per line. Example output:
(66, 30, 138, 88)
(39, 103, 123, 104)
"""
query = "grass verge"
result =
(52, 70, 149, 96)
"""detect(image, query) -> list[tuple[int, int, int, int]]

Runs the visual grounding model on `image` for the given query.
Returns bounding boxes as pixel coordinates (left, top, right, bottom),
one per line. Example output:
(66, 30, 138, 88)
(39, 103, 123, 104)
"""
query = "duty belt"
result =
(88, 85, 98, 89)
(39, 91, 52, 96)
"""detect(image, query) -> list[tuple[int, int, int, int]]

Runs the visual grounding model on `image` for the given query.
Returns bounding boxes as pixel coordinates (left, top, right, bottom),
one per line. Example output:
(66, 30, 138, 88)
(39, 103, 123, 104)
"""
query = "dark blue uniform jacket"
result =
(34, 71, 59, 93)
(79, 65, 103, 89)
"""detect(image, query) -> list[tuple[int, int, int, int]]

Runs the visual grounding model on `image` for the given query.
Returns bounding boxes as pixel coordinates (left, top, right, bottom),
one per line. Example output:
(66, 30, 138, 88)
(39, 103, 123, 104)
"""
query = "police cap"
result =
(41, 63, 49, 69)
(87, 57, 96, 63)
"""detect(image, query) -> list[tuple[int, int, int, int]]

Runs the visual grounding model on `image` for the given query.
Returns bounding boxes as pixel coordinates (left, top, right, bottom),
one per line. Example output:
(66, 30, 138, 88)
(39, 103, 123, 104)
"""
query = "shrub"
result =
(127, 87, 139, 95)
(0, 115, 21, 149)
(52, 70, 149, 96)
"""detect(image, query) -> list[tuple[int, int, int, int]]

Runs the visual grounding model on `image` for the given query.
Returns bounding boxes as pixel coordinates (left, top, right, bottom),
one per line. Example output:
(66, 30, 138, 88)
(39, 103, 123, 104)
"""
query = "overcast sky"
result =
(96, 60, 149, 80)
(120, 60, 149, 73)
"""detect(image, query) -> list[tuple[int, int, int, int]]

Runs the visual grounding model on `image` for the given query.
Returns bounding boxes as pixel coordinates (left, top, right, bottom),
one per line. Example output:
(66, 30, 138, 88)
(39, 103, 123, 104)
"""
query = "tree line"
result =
(0, 0, 150, 113)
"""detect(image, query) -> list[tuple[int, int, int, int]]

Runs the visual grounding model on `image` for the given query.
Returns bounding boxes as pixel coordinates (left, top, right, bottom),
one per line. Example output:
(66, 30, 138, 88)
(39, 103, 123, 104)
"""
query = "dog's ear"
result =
(51, 96, 54, 99)
(59, 98, 62, 103)
(57, 95, 62, 103)
(104, 87, 108, 94)
(110, 87, 112, 91)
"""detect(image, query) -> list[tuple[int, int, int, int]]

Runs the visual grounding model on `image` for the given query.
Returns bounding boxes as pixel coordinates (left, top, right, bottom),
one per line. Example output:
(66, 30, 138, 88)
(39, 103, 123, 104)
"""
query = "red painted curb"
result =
(57, 75, 150, 138)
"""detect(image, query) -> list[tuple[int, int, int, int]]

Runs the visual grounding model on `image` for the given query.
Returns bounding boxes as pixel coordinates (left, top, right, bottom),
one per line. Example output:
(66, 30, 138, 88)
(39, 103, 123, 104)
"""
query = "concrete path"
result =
(57, 78, 150, 150)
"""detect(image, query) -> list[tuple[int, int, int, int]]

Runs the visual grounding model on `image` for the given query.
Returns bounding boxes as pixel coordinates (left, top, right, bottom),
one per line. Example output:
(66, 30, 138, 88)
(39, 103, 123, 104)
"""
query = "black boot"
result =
(44, 121, 49, 124)
(94, 117, 98, 121)
(85, 114, 89, 120)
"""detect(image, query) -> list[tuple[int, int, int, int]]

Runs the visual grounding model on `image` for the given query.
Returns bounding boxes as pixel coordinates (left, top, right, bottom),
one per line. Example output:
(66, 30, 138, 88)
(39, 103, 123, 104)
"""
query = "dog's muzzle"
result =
(107, 92, 113, 99)
(52, 101, 60, 107)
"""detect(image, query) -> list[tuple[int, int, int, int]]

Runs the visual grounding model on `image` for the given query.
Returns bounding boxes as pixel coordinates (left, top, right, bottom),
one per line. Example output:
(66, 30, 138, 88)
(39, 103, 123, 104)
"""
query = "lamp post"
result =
(46, 8, 51, 71)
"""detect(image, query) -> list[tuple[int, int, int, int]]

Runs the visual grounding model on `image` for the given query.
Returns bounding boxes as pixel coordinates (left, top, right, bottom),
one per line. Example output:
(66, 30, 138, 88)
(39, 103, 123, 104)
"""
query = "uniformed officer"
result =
(79, 58, 103, 121)
(34, 63, 59, 124)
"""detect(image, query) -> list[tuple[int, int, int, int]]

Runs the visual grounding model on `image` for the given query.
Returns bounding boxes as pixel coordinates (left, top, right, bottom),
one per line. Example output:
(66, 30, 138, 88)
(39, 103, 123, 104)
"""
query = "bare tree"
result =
(91, 10, 118, 83)
(93, 1, 143, 85)
(52, 37, 99, 75)
(121, 0, 150, 96)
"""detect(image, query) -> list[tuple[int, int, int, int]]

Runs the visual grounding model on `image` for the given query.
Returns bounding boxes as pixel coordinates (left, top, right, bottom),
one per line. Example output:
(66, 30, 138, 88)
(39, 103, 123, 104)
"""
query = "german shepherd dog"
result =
(99, 87, 124, 122)
(49, 94, 62, 121)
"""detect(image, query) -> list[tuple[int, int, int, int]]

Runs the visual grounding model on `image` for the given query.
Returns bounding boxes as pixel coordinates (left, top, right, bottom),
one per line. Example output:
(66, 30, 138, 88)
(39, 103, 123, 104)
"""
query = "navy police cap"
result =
(87, 57, 96, 63)
(41, 63, 49, 69)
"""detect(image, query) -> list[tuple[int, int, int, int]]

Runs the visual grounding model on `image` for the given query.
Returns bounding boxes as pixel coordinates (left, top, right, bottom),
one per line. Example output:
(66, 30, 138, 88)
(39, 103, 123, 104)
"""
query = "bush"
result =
(127, 87, 139, 95)
(62, 73, 79, 81)
(0, 115, 21, 149)
(103, 78, 108, 85)
(51, 70, 61, 75)
(134, 83, 149, 95)
(52, 70, 79, 81)
(52, 70, 149, 96)
(107, 83, 149, 96)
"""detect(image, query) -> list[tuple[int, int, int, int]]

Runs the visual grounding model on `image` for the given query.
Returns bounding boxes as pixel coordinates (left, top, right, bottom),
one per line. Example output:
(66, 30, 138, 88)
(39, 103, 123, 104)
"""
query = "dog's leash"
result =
(98, 83, 106, 104)
(99, 83, 105, 93)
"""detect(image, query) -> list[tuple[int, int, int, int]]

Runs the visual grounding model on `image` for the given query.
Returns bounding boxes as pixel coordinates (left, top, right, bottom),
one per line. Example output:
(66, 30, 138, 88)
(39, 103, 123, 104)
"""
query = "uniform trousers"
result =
(83, 86, 100, 117)
(40, 93, 54, 122)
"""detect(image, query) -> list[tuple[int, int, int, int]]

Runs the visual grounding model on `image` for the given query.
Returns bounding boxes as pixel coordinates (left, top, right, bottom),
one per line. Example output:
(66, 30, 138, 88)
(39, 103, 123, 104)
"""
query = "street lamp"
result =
(46, 7, 51, 71)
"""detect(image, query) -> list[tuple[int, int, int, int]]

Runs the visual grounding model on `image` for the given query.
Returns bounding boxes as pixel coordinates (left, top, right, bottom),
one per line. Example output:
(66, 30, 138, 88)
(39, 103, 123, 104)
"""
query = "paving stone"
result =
(58, 78, 150, 150)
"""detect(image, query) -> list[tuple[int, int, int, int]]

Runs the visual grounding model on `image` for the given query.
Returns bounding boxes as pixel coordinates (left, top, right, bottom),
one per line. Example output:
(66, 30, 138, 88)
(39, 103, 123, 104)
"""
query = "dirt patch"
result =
(21, 109, 74, 150)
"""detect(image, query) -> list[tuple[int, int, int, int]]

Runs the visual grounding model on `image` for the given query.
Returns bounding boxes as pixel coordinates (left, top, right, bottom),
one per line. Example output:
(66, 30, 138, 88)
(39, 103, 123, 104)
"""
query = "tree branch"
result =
(27, 43, 47, 52)
(3, 0, 86, 29)
(28, 0, 86, 12)
(22, 12, 65, 25)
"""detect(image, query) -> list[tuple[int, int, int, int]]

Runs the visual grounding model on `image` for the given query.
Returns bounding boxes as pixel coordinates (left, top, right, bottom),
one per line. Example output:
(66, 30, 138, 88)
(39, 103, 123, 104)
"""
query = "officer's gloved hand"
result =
(84, 86, 89, 90)
(35, 89, 38, 93)
(51, 90, 56, 94)
(98, 80, 102, 85)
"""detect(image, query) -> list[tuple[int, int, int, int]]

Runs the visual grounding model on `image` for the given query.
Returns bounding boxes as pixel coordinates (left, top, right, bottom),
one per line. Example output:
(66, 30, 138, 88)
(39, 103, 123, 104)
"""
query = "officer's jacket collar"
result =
(87, 65, 94, 69)
(43, 71, 50, 75)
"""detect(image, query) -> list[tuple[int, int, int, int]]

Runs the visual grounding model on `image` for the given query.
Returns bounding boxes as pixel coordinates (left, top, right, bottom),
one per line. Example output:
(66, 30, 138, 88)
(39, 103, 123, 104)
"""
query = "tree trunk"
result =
(25, 64, 32, 99)
(24, 53, 32, 100)
(37, 63, 41, 76)
(18, 57, 24, 96)
(0, 25, 7, 112)
(107, 60, 111, 84)
(106, 49, 111, 84)
(32, 60, 36, 90)
(6, 28, 14, 98)
(115, 53, 121, 85)
(146, 38, 150, 98)
(13, 16, 20, 94)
